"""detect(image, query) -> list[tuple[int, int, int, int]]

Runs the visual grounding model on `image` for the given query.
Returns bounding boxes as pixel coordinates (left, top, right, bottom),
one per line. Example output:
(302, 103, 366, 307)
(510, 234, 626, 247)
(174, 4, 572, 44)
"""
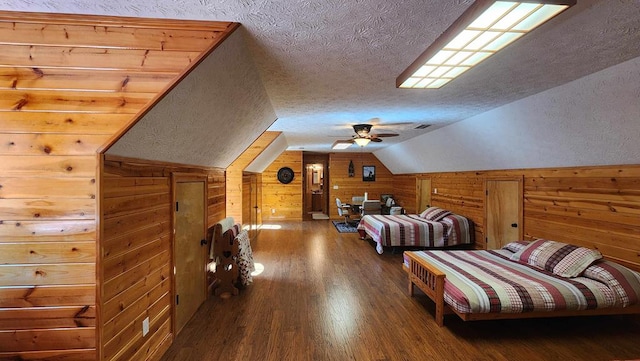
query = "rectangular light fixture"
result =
(332, 140, 353, 150)
(396, 0, 576, 89)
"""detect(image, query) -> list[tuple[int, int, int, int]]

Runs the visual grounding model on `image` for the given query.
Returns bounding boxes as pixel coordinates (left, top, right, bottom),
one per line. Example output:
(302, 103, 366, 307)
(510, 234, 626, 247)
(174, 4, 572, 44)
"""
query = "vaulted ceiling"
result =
(2, 0, 640, 156)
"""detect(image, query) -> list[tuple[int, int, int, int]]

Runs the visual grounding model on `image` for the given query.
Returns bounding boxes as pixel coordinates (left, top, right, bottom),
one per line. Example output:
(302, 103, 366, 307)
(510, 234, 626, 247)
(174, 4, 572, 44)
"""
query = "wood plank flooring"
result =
(160, 220, 640, 361)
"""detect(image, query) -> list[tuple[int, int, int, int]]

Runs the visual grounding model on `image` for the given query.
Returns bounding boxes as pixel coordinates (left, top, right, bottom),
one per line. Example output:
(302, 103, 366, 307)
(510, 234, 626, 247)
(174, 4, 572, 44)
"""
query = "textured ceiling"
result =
(106, 29, 277, 168)
(2, 0, 640, 153)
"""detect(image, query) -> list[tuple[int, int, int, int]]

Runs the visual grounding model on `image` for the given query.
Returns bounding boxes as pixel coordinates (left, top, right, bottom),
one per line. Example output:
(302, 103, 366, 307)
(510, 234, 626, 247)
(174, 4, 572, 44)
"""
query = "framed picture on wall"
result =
(363, 165, 376, 182)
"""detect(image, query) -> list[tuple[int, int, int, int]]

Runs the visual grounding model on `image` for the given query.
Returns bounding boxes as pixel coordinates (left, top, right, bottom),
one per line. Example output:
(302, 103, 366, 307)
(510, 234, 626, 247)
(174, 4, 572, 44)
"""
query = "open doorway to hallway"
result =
(303, 152, 329, 220)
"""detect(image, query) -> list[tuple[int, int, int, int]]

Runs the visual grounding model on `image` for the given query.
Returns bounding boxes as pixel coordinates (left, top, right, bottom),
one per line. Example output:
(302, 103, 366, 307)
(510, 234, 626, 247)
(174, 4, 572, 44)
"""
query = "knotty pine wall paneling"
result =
(208, 170, 226, 227)
(102, 155, 226, 361)
(521, 166, 640, 271)
(262, 151, 303, 221)
(226, 131, 281, 225)
(0, 11, 234, 360)
(392, 174, 418, 214)
(242, 173, 252, 228)
(394, 165, 640, 269)
(328, 152, 394, 220)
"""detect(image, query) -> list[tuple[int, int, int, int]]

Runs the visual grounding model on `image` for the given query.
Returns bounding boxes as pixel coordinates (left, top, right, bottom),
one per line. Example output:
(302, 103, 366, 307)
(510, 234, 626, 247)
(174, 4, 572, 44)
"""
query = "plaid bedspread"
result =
(409, 250, 626, 314)
(357, 214, 472, 254)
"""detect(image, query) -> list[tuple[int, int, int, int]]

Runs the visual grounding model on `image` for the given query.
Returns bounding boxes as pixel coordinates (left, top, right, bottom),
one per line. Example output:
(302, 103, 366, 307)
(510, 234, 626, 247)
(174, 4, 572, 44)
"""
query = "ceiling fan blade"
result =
(370, 137, 383, 142)
(372, 133, 399, 138)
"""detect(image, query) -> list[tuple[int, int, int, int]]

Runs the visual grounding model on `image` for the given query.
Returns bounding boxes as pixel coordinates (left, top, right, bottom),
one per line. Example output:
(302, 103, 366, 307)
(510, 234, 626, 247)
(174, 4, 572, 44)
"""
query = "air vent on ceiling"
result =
(414, 124, 431, 129)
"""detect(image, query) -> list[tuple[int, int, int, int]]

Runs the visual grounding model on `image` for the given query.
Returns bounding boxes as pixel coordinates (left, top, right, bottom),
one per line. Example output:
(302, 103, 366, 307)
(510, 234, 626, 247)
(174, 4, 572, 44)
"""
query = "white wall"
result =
(376, 55, 640, 174)
(108, 29, 277, 168)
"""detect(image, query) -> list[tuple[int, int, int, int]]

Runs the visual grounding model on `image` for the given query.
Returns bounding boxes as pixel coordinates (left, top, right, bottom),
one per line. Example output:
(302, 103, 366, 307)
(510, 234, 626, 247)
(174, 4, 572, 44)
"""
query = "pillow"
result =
(583, 260, 640, 307)
(502, 240, 530, 254)
(511, 239, 603, 277)
(419, 207, 452, 222)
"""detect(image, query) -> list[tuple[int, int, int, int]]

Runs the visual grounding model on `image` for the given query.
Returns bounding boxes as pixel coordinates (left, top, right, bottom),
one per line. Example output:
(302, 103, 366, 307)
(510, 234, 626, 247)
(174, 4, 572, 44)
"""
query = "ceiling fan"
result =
(331, 122, 401, 149)
(347, 123, 399, 145)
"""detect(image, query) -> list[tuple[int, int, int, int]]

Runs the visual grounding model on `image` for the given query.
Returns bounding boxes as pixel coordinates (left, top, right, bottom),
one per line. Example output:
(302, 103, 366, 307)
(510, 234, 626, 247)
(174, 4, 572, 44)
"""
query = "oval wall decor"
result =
(277, 167, 295, 184)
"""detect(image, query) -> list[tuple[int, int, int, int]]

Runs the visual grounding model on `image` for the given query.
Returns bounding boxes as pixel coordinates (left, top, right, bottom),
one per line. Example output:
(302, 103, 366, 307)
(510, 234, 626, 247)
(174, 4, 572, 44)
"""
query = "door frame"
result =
(484, 176, 524, 249)
(302, 152, 329, 219)
(416, 176, 432, 215)
(171, 173, 208, 336)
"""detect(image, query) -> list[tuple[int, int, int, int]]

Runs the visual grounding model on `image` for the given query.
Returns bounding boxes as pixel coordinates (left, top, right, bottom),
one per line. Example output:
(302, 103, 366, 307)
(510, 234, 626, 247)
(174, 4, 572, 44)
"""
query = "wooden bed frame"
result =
(405, 252, 640, 327)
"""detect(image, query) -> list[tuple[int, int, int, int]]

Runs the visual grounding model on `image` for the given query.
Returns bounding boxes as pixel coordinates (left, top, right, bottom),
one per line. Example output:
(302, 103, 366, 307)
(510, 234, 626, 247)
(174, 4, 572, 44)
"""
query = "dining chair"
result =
(335, 198, 352, 225)
(360, 200, 381, 216)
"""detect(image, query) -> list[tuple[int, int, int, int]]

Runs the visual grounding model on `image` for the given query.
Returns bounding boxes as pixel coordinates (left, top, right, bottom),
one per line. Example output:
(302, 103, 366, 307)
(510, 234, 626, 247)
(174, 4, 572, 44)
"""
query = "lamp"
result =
(332, 140, 353, 150)
(397, 0, 576, 89)
(353, 137, 371, 147)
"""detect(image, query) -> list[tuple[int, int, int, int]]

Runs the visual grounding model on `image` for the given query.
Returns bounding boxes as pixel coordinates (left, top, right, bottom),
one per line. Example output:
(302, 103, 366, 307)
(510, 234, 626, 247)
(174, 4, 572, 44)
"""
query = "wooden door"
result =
(174, 179, 207, 334)
(485, 178, 523, 249)
(417, 178, 432, 213)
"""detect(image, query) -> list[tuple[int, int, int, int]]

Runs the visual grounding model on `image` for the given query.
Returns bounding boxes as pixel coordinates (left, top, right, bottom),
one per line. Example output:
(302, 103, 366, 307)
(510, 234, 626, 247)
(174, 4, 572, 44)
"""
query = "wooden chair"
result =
(208, 217, 240, 298)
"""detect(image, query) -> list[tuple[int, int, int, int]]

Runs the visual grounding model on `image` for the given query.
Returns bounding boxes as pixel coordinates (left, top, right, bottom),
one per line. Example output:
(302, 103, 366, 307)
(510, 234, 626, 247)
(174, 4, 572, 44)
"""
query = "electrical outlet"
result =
(433, 188, 438, 194)
(333, 185, 339, 189)
(271, 208, 276, 214)
(142, 317, 150, 336)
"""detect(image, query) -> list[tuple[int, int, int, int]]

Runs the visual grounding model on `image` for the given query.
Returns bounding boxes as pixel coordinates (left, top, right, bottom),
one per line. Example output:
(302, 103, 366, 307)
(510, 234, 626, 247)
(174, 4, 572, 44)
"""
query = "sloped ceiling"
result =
(107, 29, 276, 168)
(245, 133, 289, 174)
(3, 1, 639, 170)
(3, 1, 639, 156)
(376, 55, 640, 174)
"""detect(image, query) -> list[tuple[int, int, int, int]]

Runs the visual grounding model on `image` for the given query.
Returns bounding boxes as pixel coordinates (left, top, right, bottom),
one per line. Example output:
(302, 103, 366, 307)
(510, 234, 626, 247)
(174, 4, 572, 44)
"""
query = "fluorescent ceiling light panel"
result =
(331, 140, 352, 150)
(397, 1, 575, 89)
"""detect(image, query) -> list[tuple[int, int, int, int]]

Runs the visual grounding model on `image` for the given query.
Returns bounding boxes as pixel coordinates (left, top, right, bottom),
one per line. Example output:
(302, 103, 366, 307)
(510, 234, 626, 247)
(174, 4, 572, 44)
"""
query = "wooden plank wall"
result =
(0, 11, 234, 359)
(328, 152, 394, 220)
(226, 131, 281, 225)
(393, 174, 419, 214)
(208, 170, 226, 228)
(393, 164, 640, 270)
(242, 173, 252, 227)
(262, 151, 303, 221)
(102, 155, 225, 361)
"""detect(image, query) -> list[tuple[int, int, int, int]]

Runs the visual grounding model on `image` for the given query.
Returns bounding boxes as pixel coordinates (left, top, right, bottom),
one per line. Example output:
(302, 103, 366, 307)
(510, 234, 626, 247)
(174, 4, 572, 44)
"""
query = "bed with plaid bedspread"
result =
(357, 213, 473, 254)
(406, 248, 640, 322)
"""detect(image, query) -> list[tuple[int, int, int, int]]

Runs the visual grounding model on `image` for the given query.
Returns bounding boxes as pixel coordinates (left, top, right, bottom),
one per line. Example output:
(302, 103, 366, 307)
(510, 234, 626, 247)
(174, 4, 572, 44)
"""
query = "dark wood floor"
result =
(161, 220, 640, 361)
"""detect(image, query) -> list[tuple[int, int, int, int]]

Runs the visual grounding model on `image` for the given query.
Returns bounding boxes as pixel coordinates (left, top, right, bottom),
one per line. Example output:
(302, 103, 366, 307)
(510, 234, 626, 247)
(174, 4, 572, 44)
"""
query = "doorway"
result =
(303, 152, 329, 220)
(242, 172, 260, 240)
(485, 177, 523, 250)
(173, 175, 207, 335)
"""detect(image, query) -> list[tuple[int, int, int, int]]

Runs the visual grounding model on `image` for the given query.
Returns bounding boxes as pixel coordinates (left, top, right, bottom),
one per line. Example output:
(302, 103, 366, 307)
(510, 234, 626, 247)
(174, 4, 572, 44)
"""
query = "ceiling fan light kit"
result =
(354, 137, 371, 147)
(397, 0, 576, 89)
(332, 122, 401, 149)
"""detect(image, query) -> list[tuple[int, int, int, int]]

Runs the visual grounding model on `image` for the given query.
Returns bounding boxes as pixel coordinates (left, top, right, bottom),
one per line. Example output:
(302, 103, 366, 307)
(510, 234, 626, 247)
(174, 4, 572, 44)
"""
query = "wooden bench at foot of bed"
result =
(406, 252, 640, 327)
